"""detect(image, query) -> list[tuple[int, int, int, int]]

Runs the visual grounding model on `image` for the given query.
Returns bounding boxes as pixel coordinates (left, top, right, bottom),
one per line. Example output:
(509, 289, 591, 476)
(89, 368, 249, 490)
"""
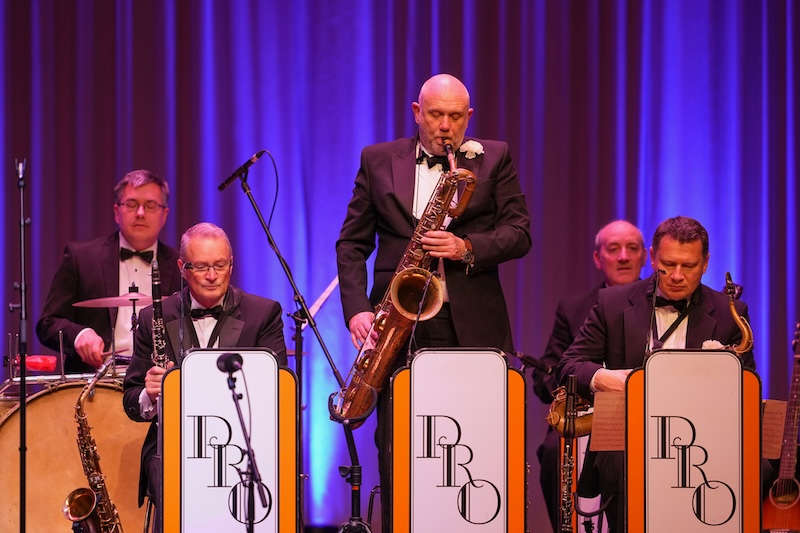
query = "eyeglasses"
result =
(184, 260, 232, 274)
(117, 199, 166, 213)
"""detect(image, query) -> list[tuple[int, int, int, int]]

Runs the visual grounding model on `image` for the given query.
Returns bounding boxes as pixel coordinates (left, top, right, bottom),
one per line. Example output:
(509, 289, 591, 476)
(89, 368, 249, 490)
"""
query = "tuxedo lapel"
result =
(217, 286, 244, 347)
(686, 291, 717, 349)
(156, 242, 180, 294)
(624, 285, 653, 367)
(102, 233, 121, 333)
(391, 140, 418, 224)
(166, 318, 190, 364)
(218, 316, 245, 348)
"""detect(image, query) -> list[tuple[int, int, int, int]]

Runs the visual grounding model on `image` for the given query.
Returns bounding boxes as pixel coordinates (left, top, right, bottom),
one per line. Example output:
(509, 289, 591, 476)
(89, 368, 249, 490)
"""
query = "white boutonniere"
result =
(459, 140, 484, 159)
(701, 339, 725, 350)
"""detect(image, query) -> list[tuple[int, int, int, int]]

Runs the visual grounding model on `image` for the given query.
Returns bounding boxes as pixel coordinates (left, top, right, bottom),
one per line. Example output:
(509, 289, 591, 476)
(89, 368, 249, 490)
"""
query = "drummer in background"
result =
(36, 170, 182, 374)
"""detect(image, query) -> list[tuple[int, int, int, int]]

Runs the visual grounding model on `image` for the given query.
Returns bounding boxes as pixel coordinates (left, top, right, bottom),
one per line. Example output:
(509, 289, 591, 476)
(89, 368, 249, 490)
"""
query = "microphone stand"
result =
(8, 159, 29, 532)
(222, 165, 347, 532)
(224, 366, 269, 533)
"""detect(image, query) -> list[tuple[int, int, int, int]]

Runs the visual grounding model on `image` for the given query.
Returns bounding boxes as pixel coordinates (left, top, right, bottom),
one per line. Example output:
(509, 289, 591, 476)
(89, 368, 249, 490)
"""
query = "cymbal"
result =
(73, 292, 153, 308)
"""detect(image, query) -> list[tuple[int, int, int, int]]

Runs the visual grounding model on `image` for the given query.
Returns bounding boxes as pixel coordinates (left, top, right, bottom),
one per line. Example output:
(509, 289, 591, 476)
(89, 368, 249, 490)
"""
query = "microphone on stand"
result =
(218, 150, 267, 191)
(217, 352, 243, 373)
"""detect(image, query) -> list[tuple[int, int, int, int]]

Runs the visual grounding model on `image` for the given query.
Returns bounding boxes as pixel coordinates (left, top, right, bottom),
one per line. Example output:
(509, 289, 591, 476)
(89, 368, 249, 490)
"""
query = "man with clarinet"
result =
(122, 222, 286, 532)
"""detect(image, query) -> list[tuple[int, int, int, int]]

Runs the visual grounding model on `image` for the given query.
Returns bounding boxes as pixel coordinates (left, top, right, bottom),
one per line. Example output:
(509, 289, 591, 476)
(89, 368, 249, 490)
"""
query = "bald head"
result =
(593, 220, 646, 286)
(412, 74, 474, 155)
(418, 74, 471, 107)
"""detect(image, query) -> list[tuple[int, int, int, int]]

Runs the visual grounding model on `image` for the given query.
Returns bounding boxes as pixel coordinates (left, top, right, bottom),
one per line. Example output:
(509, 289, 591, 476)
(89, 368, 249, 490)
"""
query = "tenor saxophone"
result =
(63, 355, 124, 532)
(334, 142, 476, 424)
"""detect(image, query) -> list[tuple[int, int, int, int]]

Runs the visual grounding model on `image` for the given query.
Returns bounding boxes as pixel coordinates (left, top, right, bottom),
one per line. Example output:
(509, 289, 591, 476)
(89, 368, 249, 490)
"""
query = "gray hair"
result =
(594, 219, 645, 251)
(113, 169, 170, 204)
(179, 222, 232, 261)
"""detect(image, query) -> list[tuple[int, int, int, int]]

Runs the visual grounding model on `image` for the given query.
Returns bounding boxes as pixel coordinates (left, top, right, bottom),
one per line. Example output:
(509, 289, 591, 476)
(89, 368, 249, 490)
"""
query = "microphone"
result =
(217, 352, 243, 373)
(515, 351, 552, 374)
(218, 150, 266, 191)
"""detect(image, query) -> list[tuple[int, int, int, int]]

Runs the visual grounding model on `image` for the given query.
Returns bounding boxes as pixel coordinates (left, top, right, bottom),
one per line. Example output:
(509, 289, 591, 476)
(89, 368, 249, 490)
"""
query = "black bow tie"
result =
(416, 153, 450, 169)
(120, 248, 154, 263)
(190, 305, 223, 320)
(655, 296, 688, 312)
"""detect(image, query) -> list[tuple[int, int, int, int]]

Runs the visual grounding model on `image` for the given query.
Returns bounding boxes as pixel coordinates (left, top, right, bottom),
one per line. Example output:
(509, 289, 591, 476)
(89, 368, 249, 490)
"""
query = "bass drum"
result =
(0, 380, 149, 531)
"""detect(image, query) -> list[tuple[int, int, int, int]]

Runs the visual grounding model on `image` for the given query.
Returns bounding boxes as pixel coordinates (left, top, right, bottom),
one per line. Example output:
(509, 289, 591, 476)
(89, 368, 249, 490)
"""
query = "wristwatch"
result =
(461, 237, 475, 266)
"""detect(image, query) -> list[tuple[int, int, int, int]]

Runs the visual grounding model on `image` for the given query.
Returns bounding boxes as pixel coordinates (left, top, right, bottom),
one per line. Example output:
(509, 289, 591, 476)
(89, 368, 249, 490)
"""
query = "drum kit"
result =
(0, 290, 152, 532)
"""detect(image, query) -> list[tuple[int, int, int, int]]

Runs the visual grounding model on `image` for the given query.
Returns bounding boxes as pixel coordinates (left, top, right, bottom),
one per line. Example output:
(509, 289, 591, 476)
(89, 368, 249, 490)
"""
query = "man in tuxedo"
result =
(558, 216, 755, 531)
(36, 170, 181, 373)
(336, 73, 531, 530)
(535, 219, 646, 529)
(122, 222, 286, 531)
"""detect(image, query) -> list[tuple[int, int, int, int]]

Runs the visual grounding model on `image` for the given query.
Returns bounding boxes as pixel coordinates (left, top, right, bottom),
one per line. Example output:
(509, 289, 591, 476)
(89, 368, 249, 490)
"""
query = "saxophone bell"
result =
(389, 267, 444, 322)
(64, 487, 100, 532)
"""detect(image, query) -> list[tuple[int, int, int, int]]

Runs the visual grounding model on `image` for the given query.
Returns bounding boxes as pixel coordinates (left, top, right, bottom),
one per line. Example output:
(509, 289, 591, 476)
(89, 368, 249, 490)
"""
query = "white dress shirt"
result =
(73, 235, 156, 356)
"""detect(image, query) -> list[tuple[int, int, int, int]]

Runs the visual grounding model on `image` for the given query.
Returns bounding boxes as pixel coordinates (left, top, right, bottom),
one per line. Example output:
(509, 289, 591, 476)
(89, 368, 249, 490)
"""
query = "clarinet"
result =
(151, 259, 169, 469)
(151, 258, 168, 368)
(559, 375, 579, 532)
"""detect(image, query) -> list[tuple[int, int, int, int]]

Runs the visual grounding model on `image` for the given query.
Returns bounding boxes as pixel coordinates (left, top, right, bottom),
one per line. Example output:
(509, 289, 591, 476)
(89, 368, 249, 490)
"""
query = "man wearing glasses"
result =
(122, 222, 287, 531)
(36, 170, 181, 373)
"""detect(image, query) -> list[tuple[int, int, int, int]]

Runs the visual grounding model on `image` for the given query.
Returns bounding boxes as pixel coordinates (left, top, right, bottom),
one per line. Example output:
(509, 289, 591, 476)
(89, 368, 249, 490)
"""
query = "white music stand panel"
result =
(180, 349, 279, 532)
(410, 348, 508, 532)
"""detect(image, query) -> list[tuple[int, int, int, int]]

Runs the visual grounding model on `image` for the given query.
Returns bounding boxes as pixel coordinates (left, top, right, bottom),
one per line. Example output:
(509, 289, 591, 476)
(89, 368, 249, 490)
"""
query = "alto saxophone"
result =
(724, 271, 754, 356)
(63, 355, 124, 532)
(334, 142, 476, 423)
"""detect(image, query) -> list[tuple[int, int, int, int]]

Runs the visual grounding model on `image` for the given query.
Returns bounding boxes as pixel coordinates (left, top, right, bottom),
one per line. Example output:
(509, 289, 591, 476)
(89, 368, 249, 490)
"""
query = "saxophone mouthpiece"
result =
(444, 141, 456, 170)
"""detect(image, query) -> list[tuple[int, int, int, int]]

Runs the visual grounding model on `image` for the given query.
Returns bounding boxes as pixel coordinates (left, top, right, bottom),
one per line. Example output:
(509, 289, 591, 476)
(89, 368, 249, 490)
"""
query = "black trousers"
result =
(375, 304, 459, 533)
(146, 454, 163, 533)
(537, 426, 561, 530)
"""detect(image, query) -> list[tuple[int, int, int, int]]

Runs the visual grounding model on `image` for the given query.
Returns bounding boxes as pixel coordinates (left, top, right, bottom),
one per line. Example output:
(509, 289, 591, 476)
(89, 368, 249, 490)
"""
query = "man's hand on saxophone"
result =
(348, 311, 377, 349)
(420, 230, 468, 260)
(144, 361, 175, 401)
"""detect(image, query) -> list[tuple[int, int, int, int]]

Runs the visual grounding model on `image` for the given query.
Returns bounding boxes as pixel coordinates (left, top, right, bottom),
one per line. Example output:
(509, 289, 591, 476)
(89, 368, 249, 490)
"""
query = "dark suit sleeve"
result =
(533, 301, 572, 403)
(464, 143, 531, 270)
(122, 309, 155, 422)
(558, 302, 609, 399)
(36, 243, 96, 351)
(258, 300, 288, 366)
(336, 149, 378, 325)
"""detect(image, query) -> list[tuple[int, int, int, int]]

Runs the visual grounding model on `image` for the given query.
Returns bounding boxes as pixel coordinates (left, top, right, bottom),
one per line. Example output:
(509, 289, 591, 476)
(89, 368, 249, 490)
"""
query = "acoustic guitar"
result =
(763, 320, 800, 532)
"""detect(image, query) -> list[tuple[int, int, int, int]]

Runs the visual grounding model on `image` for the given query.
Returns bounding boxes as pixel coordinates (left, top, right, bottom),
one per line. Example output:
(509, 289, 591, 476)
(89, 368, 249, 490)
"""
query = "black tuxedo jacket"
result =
(559, 277, 755, 399)
(122, 285, 287, 503)
(534, 284, 603, 403)
(336, 136, 531, 353)
(558, 277, 756, 499)
(36, 232, 181, 373)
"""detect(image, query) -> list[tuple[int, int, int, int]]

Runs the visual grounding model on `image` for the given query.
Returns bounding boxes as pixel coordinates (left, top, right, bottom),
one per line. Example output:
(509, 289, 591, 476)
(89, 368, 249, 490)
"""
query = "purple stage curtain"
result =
(2, 0, 797, 529)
